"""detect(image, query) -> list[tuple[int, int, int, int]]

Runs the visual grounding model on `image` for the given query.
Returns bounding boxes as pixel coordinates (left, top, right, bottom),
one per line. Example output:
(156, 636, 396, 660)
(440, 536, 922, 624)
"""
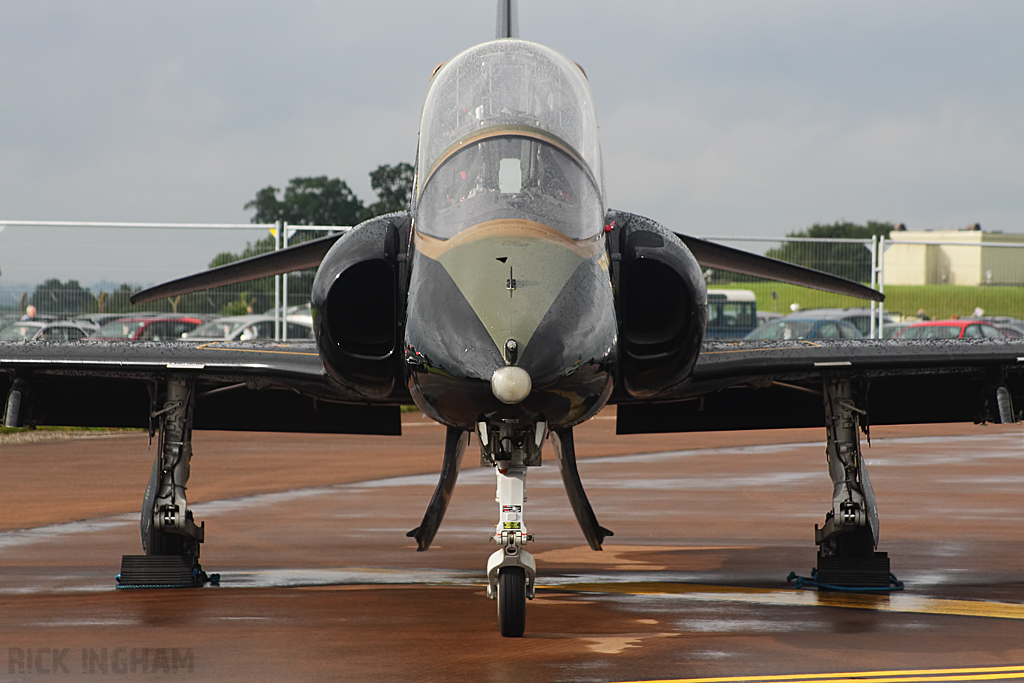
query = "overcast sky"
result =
(1, 0, 1022, 287)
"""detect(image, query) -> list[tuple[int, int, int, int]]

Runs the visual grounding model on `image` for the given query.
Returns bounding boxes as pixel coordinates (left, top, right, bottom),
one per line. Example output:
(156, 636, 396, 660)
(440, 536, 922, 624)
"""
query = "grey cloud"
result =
(0, 0, 1022, 284)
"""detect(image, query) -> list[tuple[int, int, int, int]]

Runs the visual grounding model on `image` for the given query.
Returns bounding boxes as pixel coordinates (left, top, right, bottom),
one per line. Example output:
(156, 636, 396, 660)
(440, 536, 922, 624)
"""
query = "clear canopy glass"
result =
(416, 135, 603, 240)
(417, 39, 603, 199)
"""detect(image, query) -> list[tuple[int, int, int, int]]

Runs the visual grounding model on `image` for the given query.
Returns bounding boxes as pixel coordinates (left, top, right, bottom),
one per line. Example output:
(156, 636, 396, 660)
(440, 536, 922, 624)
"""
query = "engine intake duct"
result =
(311, 212, 411, 397)
(607, 211, 707, 398)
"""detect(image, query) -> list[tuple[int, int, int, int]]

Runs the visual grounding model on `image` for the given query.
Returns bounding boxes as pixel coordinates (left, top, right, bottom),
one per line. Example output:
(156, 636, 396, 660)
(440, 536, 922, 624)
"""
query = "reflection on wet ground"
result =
(2, 427, 1024, 682)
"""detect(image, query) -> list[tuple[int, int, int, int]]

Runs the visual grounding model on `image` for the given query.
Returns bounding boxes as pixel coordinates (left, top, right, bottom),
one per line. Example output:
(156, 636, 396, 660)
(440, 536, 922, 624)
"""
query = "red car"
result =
(88, 316, 204, 342)
(896, 320, 1008, 340)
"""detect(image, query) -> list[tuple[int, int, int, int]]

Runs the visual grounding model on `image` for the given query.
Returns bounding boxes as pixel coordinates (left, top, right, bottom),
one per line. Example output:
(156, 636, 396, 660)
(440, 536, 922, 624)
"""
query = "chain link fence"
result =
(2, 222, 1022, 340)
(879, 236, 1024, 322)
(0, 221, 345, 340)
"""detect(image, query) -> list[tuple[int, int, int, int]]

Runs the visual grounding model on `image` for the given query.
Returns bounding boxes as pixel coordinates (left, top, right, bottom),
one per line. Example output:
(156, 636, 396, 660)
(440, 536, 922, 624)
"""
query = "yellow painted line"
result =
(552, 582, 1024, 621)
(611, 666, 1024, 683)
(194, 342, 319, 356)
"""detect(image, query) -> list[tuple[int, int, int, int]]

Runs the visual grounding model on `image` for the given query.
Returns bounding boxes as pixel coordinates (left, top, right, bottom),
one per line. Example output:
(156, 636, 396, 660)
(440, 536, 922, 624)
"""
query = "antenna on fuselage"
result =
(495, 0, 519, 39)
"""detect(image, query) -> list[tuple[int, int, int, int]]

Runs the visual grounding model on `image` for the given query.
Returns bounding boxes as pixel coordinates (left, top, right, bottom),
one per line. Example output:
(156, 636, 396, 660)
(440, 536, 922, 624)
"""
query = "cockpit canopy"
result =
(416, 39, 604, 216)
(415, 134, 604, 240)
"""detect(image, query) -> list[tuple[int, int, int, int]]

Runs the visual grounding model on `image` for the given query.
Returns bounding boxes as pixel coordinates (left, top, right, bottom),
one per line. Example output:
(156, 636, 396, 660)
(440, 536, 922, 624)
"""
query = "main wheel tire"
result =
(497, 566, 526, 637)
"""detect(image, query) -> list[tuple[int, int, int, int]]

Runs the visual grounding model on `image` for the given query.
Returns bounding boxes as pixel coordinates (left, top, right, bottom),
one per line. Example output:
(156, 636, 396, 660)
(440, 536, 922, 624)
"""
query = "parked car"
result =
(962, 317, 1024, 339)
(88, 316, 204, 341)
(780, 307, 893, 337)
(0, 320, 97, 342)
(896, 320, 1008, 339)
(880, 321, 917, 339)
(994, 322, 1024, 338)
(73, 313, 137, 327)
(744, 317, 863, 340)
(182, 314, 314, 342)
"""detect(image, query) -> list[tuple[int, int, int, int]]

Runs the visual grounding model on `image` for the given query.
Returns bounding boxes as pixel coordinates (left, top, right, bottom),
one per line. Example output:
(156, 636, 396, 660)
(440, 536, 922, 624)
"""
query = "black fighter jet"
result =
(3, 1, 1023, 638)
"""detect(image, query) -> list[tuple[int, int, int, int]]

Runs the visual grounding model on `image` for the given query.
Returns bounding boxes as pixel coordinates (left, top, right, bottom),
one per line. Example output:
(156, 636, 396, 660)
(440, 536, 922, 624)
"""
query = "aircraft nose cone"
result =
(491, 366, 532, 404)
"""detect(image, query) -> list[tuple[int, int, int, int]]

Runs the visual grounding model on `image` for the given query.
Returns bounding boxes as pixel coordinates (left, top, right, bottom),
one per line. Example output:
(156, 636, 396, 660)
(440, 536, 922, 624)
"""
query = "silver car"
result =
(182, 314, 313, 342)
(0, 320, 97, 342)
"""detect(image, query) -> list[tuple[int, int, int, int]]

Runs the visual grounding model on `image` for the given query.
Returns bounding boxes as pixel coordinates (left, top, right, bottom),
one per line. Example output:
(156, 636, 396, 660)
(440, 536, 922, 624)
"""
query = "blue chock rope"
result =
(787, 568, 904, 593)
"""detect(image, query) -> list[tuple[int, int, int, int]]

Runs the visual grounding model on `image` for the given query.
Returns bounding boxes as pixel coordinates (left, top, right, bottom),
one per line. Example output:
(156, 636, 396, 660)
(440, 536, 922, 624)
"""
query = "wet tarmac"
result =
(2, 413, 1023, 682)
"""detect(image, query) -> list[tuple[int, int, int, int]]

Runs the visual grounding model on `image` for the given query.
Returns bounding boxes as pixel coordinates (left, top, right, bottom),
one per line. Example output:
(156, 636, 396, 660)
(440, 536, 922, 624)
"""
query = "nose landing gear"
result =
(412, 418, 608, 636)
(480, 421, 542, 637)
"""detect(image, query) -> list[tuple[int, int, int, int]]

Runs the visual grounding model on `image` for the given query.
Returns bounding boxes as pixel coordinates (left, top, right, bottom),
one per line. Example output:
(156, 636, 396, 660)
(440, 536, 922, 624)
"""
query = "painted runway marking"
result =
(611, 664, 1024, 683)
(554, 581, 1024, 621)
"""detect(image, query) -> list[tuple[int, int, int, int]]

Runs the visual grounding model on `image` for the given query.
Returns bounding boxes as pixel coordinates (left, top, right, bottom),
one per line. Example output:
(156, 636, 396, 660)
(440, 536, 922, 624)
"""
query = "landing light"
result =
(491, 366, 531, 404)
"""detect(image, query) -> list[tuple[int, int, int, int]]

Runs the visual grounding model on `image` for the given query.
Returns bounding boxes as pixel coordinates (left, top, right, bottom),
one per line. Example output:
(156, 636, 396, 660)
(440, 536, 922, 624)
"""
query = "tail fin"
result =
(495, 0, 518, 39)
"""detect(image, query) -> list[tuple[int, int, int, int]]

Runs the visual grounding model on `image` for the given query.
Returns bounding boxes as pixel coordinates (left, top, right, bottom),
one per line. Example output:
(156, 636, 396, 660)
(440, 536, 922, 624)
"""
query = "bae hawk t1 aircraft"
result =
(3, 1, 1023, 637)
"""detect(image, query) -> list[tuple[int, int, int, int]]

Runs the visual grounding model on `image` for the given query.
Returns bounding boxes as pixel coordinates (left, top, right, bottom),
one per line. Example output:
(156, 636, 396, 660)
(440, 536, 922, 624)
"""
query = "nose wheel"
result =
(497, 566, 526, 637)
(485, 463, 536, 638)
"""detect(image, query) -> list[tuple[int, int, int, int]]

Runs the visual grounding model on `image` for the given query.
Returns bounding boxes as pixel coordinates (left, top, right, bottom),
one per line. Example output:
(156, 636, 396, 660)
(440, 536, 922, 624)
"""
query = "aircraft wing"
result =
(615, 338, 1024, 434)
(0, 340, 406, 434)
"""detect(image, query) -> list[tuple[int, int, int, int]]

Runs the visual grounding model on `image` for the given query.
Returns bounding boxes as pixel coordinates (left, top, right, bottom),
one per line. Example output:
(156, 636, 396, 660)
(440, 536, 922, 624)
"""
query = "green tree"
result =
(244, 176, 366, 227)
(234, 175, 365, 307)
(242, 164, 414, 230)
(366, 162, 415, 216)
(762, 221, 894, 283)
(224, 164, 415, 311)
(31, 279, 95, 315)
(105, 284, 142, 314)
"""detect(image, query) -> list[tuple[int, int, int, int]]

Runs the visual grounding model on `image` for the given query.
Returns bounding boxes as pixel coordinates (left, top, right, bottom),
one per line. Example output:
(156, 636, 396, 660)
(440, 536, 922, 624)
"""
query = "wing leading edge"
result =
(0, 340, 405, 434)
(615, 338, 1024, 433)
(608, 210, 884, 302)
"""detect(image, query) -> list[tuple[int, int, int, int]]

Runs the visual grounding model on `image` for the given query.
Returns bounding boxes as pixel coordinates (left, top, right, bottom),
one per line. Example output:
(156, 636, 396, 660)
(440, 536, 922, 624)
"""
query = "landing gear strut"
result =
(409, 419, 609, 636)
(814, 377, 890, 588)
(143, 377, 204, 556)
(118, 376, 211, 588)
(480, 421, 541, 638)
(3, 376, 29, 428)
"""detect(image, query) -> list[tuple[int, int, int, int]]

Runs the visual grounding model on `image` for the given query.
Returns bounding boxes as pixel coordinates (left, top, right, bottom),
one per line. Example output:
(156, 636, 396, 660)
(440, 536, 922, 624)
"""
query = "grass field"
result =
(0, 425, 143, 435)
(714, 282, 1024, 320)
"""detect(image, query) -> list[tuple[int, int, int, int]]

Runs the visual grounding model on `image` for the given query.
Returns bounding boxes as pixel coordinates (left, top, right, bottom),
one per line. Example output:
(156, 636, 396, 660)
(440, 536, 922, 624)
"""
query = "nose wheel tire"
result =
(497, 566, 526, 637)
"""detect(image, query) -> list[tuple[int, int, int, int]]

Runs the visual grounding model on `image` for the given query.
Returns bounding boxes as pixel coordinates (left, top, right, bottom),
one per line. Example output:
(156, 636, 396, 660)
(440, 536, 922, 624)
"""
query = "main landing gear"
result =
(118, 376, 213, 588)
(813, 377, 891, 588)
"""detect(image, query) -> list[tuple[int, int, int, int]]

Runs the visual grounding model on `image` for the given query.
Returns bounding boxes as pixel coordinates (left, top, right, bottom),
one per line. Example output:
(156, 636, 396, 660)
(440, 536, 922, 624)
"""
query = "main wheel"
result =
(497, 566, 526, 637)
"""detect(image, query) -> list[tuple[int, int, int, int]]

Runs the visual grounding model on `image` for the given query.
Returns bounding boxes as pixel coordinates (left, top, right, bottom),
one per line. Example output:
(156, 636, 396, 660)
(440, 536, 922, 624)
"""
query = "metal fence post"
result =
(870, 234, 878, 338)
(877, 235, 886, 335)
(274, 220, 283, 341)
(282, 222, 290, 342)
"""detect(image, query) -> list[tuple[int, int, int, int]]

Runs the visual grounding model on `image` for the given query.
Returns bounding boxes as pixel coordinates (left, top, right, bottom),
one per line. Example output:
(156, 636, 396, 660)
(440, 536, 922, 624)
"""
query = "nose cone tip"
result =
(491, 366, 532, 404)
